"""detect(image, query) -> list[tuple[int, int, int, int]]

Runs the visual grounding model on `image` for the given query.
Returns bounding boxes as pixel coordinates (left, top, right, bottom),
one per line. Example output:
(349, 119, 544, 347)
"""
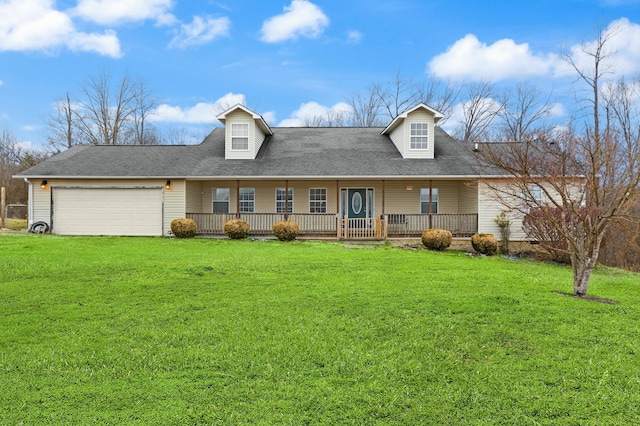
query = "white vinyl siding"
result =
(388, 124, 405, 157)
(275, 188, 293, 214)
(410, 123, 428, 150)
(404, 110, 435, 159)
(478, 181, 527, 241)
(309, 188, 327, 213)
(185, 181, 202, 213)
(223, 109, 269, 159)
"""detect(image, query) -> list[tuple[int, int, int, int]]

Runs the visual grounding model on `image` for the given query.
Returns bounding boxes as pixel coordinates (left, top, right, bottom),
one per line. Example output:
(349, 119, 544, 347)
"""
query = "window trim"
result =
(231, 123, 249, 150)
(420, 187, 439, 214)
(410, 122, 428, 150)
(212, 188, 230, 213)
(309, 188, 327, 214)
(239, 187, 255, 213)
(526, 184, 543, 205)
(275, 188, 294, 214)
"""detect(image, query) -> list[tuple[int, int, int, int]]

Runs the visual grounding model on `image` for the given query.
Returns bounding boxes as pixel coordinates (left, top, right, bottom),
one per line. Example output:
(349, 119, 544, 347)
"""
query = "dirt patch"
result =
(553, 291, 619, 305)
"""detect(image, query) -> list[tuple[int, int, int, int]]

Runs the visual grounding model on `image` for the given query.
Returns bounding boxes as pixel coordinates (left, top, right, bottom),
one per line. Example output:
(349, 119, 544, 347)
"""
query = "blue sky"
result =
(1, 0, 639, 148)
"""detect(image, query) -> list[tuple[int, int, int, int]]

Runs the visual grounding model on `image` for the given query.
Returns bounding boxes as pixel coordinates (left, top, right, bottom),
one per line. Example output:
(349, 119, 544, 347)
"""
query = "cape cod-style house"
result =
(16, 103, 524, 240)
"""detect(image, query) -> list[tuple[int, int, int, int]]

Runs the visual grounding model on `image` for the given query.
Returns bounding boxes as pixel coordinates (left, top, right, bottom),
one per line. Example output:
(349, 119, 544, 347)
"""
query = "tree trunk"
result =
(572, 257, 595, 296)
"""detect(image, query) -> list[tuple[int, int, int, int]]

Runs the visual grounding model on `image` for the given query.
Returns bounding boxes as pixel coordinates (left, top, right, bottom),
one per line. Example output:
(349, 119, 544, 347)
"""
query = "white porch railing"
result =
(186, 213, 478, 239)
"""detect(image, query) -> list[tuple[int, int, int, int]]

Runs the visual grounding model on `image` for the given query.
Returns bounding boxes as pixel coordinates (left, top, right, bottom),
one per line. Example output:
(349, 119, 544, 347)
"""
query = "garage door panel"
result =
(53, 188, 163, 236)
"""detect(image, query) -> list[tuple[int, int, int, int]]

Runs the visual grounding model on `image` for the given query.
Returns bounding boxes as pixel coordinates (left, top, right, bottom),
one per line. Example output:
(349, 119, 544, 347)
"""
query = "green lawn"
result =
(1, 235, 639, 425)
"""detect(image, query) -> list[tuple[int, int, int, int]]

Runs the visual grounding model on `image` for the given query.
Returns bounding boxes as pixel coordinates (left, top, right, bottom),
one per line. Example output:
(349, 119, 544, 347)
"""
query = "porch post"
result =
(429, 179, 433, 229)
(336, 180, 340, 239)
(382, 179, 385, 215)
(285, 179, 289, 220)
(236, 179, 240, 219)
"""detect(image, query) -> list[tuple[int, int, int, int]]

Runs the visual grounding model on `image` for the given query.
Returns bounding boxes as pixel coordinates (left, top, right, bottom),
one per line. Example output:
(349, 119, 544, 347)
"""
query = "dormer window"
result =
(231, 123, 249, 150)
(410, 123, 428, 150)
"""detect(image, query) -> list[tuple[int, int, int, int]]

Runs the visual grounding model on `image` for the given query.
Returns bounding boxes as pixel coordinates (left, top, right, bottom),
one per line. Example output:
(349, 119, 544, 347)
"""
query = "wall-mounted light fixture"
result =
(40, 180, 48, 189)
(165, 180, 171, 190)
(405, 185, 413, 191)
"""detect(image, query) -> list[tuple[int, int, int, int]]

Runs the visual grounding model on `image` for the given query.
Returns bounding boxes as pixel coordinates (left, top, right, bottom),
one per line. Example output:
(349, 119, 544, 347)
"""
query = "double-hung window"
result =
(526, 184, 543, 205)
(309, 188, 327, 213)
(212, 188, 230, 213)
(239, 188, 255, 213)
(420, 188, 439, 214)
(231, 123, 249, 150)
(276, 188, 294, 214)
(410, 122, 428, 150)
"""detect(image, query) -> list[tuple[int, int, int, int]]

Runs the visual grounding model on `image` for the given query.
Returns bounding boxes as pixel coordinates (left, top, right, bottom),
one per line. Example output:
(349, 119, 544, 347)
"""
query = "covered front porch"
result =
(184, 178, 479, 240)
(186, 212, 478, 239)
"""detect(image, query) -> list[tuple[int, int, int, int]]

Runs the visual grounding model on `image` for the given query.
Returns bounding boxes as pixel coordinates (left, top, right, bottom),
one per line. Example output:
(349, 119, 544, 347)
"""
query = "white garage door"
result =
(53, 188, 163, 236)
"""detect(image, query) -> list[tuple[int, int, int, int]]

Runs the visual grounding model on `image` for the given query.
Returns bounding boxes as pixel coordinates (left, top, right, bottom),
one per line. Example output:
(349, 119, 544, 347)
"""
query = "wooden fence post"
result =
(0, 187, 5, 229)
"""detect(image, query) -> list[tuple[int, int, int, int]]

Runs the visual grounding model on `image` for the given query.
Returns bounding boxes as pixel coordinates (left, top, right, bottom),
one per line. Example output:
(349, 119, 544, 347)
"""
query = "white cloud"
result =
(558, 18, 640, 78)
(151, 93, 246, 123)
(73, 0, 176, 26)
(548, 102, 567, 118)
(0, 0, 122, 57)
(168, 16, 230, 49)
(429, 18, 640, 83)
(428, 34, 558, 81)
(278, 101, 351, 127)
(260, 0, 329, 43)
(261, 111, 277, 126)
(0, 79, 3, 86)
(68, 30, 121, 57)
(347, 30, 362, 44)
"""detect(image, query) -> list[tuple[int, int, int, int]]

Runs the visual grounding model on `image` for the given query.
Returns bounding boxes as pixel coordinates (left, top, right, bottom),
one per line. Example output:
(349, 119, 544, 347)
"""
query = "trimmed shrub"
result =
(224, 219, 250, 239)
(272, 221, 300, 241)
(471, 233, 498, 255)
(170, 218, 196, 238)
(421, 228, 452, 251)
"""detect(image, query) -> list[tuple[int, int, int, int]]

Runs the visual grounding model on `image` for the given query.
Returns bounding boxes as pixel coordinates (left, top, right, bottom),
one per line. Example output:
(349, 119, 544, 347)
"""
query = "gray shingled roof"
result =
(17, 127, 486, 178)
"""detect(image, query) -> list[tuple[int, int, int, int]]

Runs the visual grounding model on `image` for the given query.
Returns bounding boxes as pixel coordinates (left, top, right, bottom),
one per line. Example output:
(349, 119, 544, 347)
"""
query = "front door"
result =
(348, 188, 367, 219)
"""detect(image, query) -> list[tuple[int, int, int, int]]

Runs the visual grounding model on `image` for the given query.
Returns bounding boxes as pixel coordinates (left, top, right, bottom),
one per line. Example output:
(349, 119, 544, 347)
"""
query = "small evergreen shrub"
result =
(272, 221, 300, 241)
(224, 219, 250, 239)
(421, 229, 452, 251)
(170, 218, 197, 238)
(494, 212, 512, 255)
(471, 233, 498, 255)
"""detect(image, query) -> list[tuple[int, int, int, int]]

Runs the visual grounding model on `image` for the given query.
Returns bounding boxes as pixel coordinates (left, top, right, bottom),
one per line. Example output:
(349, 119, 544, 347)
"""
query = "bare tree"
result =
(496, 82, 556, 142)
(346, 74, 459, 127)
(376, 71, 423, 121)
(48, 70, 160, 148)
(475, 27, 640, 297)
(346, 84, 386, 127)
(1, 130, 48, 204)
(47, 92, 78, 153)
(455, 81, 502, 144)
(413, 78, 459, 126)
(128, 81, 159, 145)
(76, 70, 138, 145)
